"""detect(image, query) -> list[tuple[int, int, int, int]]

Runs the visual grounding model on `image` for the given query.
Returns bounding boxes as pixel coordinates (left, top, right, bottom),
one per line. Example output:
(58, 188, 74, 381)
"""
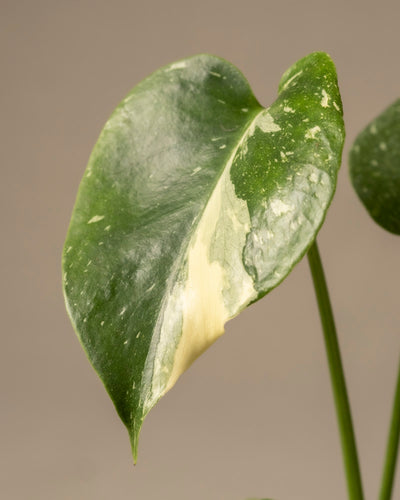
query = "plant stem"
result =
(379, 355, 400, 500)
(307, 240, 364, 500)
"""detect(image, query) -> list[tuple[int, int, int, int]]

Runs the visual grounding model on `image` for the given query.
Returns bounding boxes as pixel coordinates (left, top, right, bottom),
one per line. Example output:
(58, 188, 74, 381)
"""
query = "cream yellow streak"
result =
(165, 111, 282, 392)
(147, 108, 282, 402)
(165, 170, 231, 392)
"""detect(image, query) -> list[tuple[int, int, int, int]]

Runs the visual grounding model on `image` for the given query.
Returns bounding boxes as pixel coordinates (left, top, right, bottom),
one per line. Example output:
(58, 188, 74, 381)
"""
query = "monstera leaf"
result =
(63, 52, 344, 461)
(349, 98, 400, 234)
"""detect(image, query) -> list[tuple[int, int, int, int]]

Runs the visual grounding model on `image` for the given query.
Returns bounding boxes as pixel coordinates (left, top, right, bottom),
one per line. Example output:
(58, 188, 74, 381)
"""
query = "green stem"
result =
(307, 240, 364, 500)
(379, 356, 400, 500)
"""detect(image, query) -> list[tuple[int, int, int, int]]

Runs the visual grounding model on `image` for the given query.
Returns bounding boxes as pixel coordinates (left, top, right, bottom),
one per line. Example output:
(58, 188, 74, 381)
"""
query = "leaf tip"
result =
(128, 417, 144, 465)
(129, 432, 139, 465)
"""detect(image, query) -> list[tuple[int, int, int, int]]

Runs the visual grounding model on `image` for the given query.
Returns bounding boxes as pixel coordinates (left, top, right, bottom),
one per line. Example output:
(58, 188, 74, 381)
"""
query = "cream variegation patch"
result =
(147, 108, 284, 404)
(165, 168, 257, 393)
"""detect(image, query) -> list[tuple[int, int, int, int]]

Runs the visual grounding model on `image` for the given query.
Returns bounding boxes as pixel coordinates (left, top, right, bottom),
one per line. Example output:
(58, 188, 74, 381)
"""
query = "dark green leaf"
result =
(63, 52, 344, 461)
(349, 99, 400, 234)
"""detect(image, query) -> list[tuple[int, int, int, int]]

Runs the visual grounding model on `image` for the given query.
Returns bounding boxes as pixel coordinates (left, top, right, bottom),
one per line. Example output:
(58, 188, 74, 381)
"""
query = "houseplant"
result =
(62, 52, 400, 500)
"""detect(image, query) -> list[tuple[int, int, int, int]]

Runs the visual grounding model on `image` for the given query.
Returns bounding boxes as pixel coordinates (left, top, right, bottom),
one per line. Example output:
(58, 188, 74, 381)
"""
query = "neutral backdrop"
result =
(2, 1, 400, 499)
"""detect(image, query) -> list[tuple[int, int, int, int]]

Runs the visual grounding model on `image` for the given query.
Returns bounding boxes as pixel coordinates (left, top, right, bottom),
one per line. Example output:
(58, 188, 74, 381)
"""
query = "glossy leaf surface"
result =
(63, 52, 344, 460)
(349, 99, 400, 234)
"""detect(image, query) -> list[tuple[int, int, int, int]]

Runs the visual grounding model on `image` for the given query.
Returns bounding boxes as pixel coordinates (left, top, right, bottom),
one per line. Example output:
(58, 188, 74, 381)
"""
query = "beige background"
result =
(2, 0, 400, 499)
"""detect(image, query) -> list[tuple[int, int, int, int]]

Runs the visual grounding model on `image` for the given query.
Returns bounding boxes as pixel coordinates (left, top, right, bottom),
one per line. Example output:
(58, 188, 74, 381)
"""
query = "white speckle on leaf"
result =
(241, 108, 249, 112)
(167, 61, 187, 71)
(309, 172, 318, 183)
(119, 307, 127, 316)
(379, 142, 387, 151)
(66, 246, 72, 254)
(259, 113, 281, 133)
(282, 70, 303, 90)
(251, 112, 281, 135)
(124, 340, 128, 345)
(191, 167, 202, 176)
(370, 124, 378, 134)
(100, 321, 105, 326)
(136, 332, 141, 339)
(217, 99, 226, 104)
(284, 106, 295, 113)
(98, 241, 104, 246)
(333, 101, 340, 112)
(280, 151, 288, 162)
(211, 137, 222, 142)
(86, 170, 92, 178)
(219, 144, 226, 149)
(104, 225, 111, 231)
(305, 126, 321, 139)
(209, 71, 221, 78)
(88, 215, 105, 224)
(321, 89, 330, 108)
(270, 199, 293, 216)
(371, 159, 378, 166)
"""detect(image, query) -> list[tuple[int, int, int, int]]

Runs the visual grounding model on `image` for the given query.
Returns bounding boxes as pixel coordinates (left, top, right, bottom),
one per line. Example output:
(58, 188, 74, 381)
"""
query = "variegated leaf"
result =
(63, 52, 344, 461)
(349, 98, 400, 234)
